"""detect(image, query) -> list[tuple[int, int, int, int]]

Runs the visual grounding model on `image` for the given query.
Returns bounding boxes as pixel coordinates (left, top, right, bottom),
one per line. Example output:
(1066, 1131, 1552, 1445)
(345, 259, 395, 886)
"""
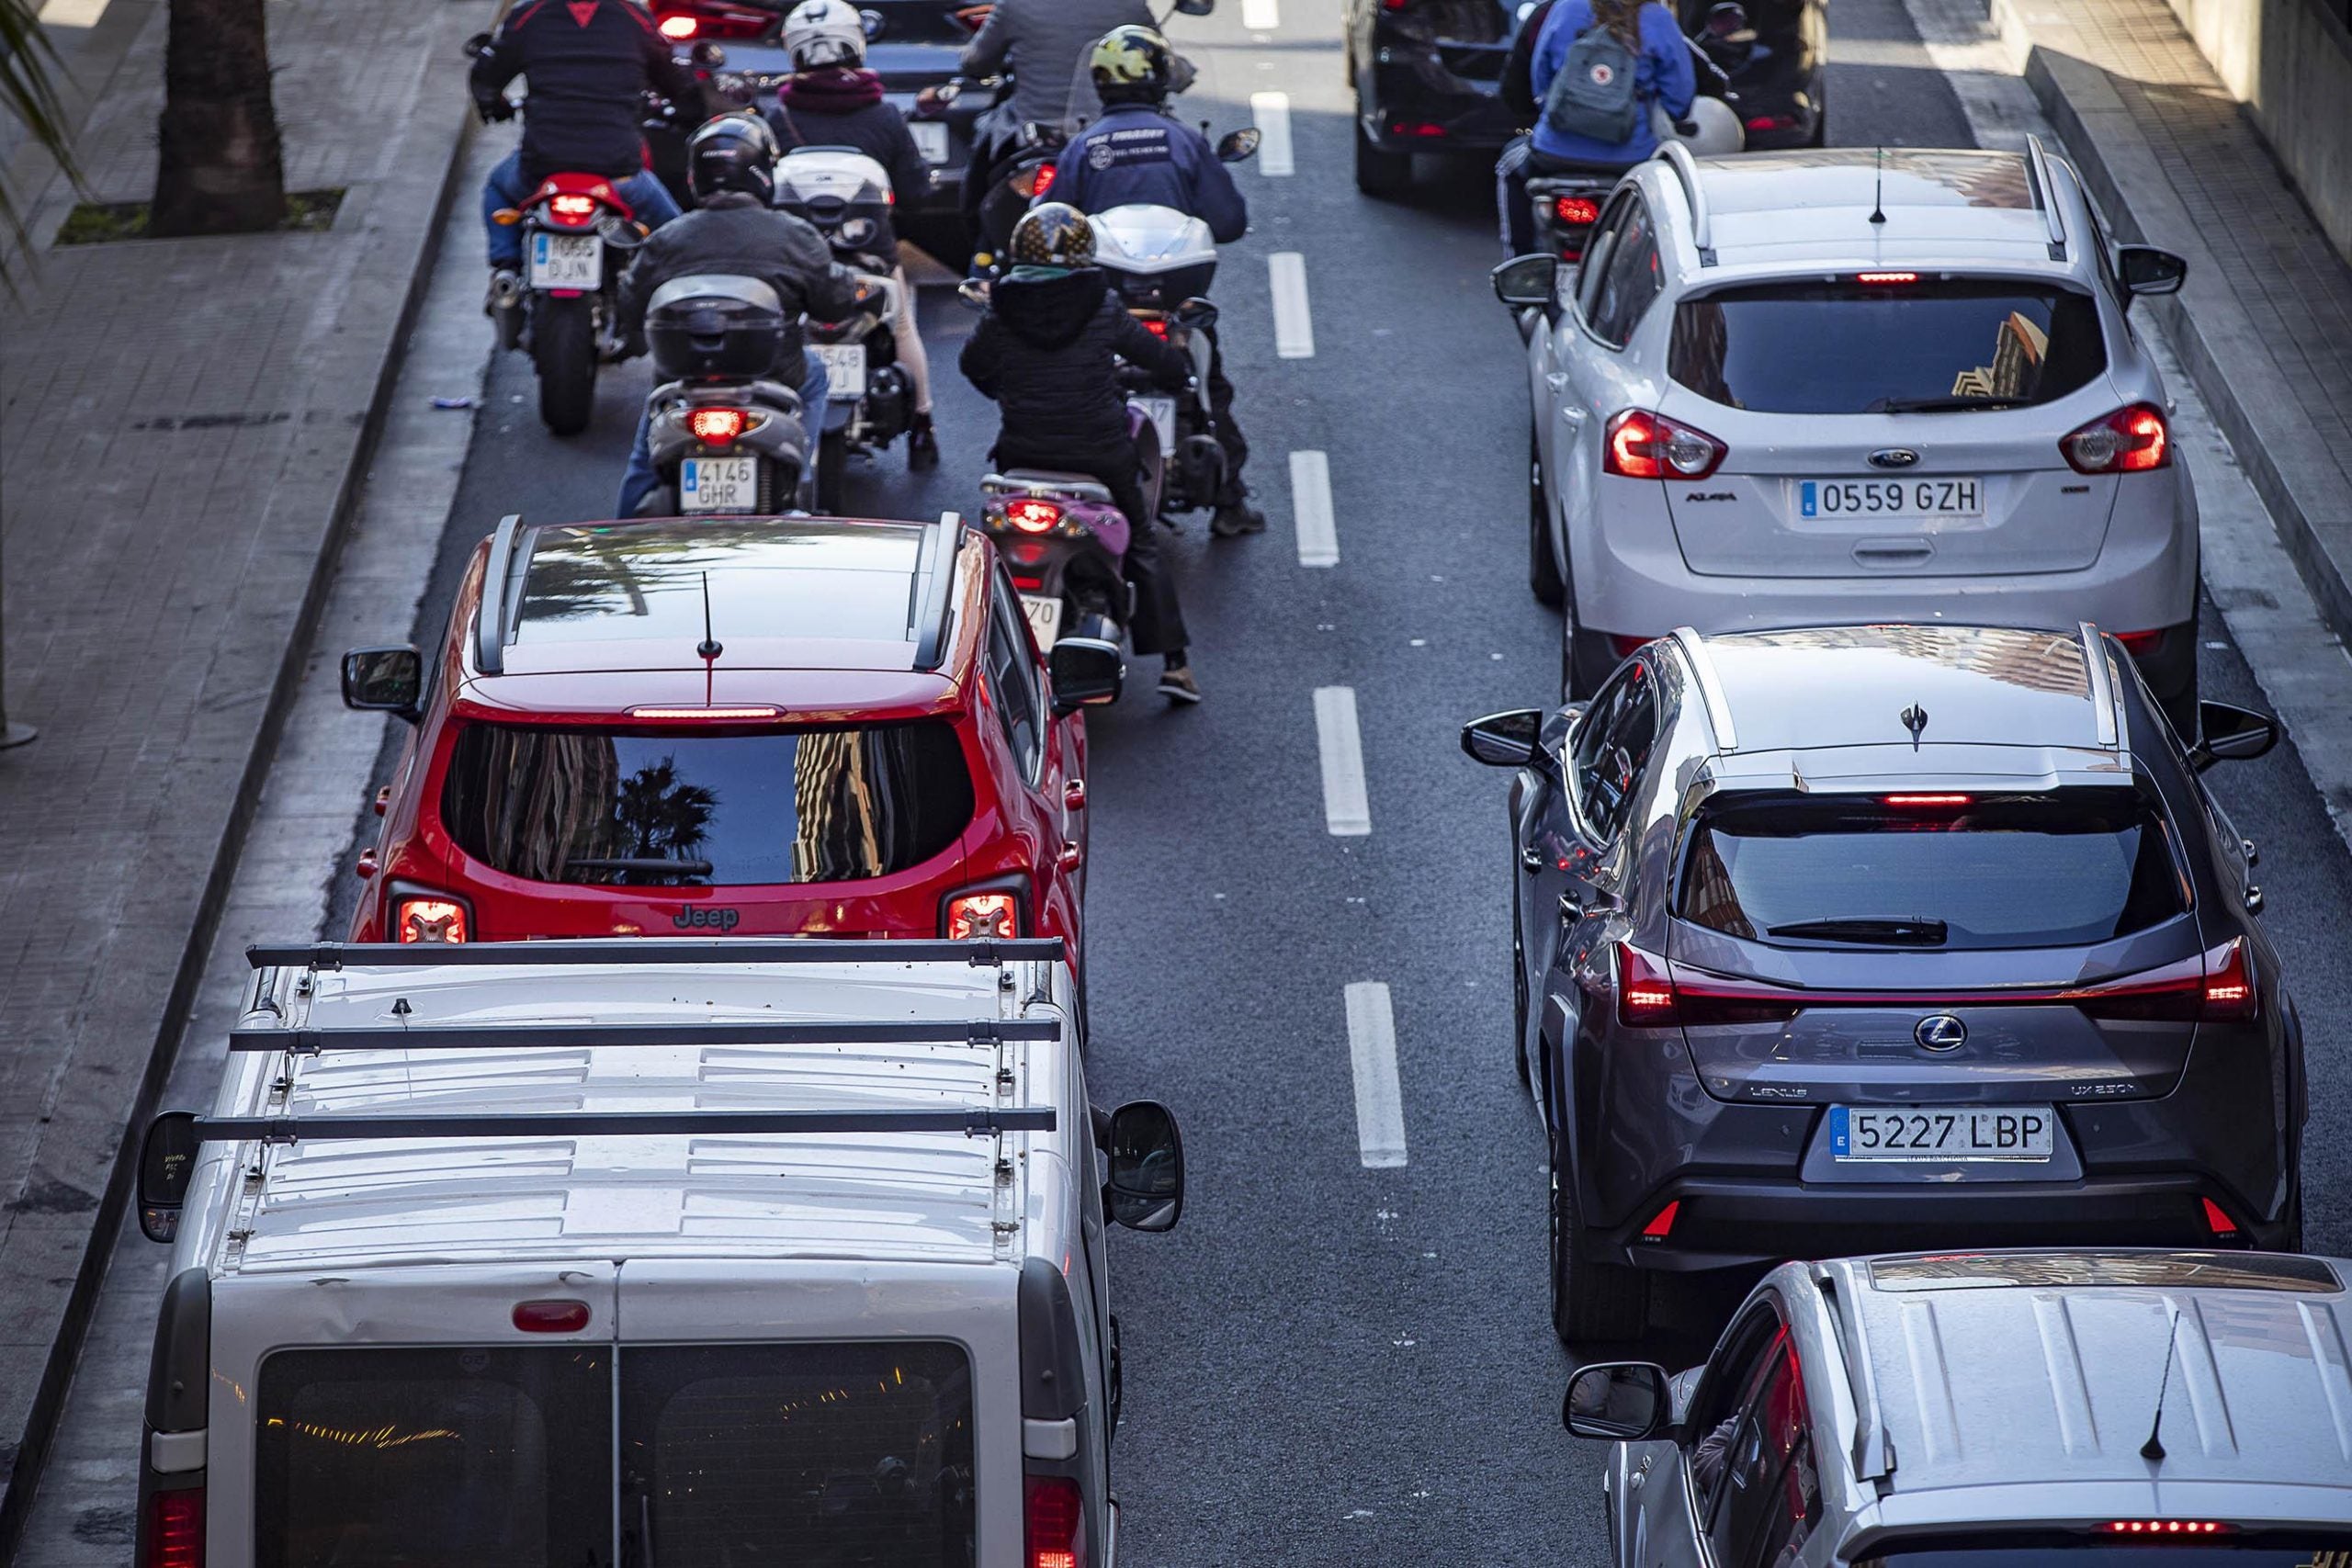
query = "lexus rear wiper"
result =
(563, 856, 715, 881)
(1766, 917, 1949, 945)
(1870, 394, 2030, 413)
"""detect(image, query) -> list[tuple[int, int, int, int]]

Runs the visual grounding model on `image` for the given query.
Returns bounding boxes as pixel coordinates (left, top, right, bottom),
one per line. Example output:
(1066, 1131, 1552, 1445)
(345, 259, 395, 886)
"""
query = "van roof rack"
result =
(1658, 141, 1713, 265)
(250, 936, 1066, 971)
(910, 511, 967, 671)
(475, 513, 527, 675)
(175, 1105, 1056, 1148)
(230, 1017, 1062, 1055)
(2023, 135, 2067, 260)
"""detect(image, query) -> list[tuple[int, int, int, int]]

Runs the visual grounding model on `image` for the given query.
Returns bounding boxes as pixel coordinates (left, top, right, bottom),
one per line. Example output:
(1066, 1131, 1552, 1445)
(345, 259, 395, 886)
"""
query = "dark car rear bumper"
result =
(1356, 30, 1516, 154)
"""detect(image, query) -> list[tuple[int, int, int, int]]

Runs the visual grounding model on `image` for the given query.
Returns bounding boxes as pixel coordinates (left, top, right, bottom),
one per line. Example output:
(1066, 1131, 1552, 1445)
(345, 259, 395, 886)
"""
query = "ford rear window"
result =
(1678, 791, 2184, 951)
(1669, 279, 2107, 414)
(439, 721, 974, 886)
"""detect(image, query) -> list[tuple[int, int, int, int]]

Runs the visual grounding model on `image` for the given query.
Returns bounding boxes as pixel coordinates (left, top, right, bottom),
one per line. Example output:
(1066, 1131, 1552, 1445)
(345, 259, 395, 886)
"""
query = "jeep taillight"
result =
(1603, 410, 1726, 480)
(396, 892, 472, 943)
(144, 1488, 203, 1568)
(2062, 402, 2170, 473)
(1025, 1474, 1084, 1568)
(944, 891, 1019, 941)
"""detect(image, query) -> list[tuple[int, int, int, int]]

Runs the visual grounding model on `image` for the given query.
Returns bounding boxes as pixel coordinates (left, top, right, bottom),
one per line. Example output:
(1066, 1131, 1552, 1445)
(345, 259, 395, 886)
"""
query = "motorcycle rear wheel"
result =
(533, 297, 598, 437)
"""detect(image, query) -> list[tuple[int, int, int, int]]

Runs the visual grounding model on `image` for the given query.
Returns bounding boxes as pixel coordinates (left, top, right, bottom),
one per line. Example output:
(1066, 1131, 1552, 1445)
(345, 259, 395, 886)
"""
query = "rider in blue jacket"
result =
(1496, 0, 1693, 253)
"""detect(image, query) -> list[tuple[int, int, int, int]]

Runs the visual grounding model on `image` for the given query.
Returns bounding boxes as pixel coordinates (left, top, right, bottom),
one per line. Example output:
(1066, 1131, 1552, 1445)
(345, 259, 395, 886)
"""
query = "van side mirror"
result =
(2189, 701, 2279, 771)
(1049, 637, 1124, 714)
(1461, 708, 1547, 770)
(1105, 1100, 1184, 1232)
(1216, 128, 1261, 164)
(2117, 245, 2187, 301)
(1493, 254, 1557, 308)
(341, 647, 423, 720)
(138, 1111, 203, 1244)
(1564, 1360, 1672, 1440)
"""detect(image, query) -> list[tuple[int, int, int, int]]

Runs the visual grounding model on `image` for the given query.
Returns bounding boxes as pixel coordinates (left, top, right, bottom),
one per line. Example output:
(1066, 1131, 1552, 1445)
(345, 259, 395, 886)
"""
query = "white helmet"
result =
(1652, 96, 1745, 157)
(784, 0, 866, 69)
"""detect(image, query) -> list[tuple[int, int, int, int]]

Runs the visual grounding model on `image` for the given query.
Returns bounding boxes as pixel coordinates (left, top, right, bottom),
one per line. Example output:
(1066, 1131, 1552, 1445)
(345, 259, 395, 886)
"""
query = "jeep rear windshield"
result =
(1669, 279, 2107, 414)
(440, 720, 973, 886)
(1678, 791, 2184, 950)
(1855, 1538, 2352, 1565)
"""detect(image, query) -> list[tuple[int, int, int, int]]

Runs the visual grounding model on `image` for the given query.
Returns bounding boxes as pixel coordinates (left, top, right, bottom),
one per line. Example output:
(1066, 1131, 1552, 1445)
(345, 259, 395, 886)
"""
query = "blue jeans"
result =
(616, 349, 831, 517)
(484, 150, 681, 269)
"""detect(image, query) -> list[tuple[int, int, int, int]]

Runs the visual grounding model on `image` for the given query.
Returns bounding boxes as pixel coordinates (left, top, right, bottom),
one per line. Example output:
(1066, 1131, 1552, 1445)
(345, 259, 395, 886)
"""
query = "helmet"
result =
(687, 112, 780, 206)
(1651, 96, 1744, 157)
(1010, 203, 1097, 268)
(783, 0, 865, 70)
(1089, 25, 1174, 107)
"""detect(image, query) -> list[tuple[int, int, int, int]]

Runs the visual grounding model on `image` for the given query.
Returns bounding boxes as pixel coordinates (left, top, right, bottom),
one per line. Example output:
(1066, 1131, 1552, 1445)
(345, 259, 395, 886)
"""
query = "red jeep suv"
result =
(338, 512, 1121, 954)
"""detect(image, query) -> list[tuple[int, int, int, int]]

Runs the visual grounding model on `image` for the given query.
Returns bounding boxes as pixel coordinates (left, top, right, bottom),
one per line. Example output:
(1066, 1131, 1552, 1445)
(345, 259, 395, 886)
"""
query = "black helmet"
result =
(687, 113, 779, 206)
(1010, 203, 1097, 267)
(1089, 24, 1174, 107)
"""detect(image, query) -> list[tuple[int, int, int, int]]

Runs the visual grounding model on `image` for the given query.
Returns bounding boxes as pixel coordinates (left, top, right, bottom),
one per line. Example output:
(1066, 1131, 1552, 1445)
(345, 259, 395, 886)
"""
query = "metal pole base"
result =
(0, 721, 37, 750)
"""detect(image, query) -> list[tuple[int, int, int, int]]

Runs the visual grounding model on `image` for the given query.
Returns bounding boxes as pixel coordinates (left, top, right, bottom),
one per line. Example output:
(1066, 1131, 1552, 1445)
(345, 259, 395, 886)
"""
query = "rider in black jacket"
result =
(613, 116, 861, 516)
(470, 0, 696, 286)
(961, 205, 1205, 705)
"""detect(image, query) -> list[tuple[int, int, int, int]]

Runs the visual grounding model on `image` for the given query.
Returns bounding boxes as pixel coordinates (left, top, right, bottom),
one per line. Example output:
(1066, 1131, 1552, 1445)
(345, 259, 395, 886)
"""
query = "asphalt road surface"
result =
(317, 1, 2352, 1561)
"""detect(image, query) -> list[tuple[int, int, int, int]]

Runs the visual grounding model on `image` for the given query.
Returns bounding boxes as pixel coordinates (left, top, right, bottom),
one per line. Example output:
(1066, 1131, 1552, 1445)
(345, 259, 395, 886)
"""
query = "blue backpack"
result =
(1542, 19, 1642, 144)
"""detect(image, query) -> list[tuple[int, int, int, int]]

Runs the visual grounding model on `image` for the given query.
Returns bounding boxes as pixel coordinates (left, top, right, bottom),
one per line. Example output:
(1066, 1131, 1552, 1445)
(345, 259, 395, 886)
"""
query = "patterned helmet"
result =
(783, 0, 866, 69)
(1010, 203, 1097, 267)
(1088, 24, 1173, 105)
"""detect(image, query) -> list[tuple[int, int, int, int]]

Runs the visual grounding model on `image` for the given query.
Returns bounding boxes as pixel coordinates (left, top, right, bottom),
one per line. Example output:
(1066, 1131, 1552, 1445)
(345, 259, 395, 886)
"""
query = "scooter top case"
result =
(776, 146, 896, 254)
(1091, 204, 1219, 309)
(646, 274, 788, 382)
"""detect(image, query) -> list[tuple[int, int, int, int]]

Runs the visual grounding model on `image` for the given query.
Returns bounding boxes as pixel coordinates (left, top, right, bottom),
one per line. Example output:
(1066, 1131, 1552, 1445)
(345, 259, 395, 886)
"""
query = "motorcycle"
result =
(977, 410, 1168, 652)
(636, 273, 817, 515)
(1523, 39, 1744, 265)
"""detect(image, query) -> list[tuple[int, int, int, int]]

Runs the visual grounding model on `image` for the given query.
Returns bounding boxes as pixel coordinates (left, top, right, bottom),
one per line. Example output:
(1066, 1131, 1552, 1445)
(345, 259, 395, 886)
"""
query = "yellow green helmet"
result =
(1010, 203, 1097, 267)
(1089, 24, 1174, 104)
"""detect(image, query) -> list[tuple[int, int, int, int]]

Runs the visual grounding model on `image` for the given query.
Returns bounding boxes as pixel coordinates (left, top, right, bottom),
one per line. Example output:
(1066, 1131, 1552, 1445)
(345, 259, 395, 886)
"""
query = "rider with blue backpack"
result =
(1495, 0, 1695, 254)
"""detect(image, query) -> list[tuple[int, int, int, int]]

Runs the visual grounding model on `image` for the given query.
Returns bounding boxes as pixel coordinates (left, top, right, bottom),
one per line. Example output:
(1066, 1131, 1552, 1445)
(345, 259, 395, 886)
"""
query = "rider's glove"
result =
(474, 92, 516, 124)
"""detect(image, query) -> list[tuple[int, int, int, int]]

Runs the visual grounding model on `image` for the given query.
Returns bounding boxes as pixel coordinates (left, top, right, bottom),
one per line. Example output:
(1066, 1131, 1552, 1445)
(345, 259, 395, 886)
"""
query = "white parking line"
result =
(1290, 450, 1337, 566)
(1314, 686, 1371, 835)
(1242, 0, 1280, 28)
(1250, 90, 1295, 175)
(1269, 253, 1316, 358)
(1344, 982, 1409, 1168)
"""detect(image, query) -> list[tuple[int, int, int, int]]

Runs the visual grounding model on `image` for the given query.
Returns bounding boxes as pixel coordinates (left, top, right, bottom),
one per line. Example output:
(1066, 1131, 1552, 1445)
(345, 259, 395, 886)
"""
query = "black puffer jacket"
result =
(616, 193, 861, 372)
(960, 266, 1189, 456)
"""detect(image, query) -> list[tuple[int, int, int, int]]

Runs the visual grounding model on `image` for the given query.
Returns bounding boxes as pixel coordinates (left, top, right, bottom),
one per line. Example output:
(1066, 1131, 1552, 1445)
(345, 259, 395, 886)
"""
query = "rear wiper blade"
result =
(1766, 917, 1948, 945)
(563, 856, 715, 879)
(1870, 394, 2030, 413)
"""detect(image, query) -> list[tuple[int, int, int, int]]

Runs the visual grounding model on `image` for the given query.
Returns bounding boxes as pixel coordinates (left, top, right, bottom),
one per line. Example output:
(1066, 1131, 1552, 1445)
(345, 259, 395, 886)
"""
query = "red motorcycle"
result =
(489, 172, 649, 435)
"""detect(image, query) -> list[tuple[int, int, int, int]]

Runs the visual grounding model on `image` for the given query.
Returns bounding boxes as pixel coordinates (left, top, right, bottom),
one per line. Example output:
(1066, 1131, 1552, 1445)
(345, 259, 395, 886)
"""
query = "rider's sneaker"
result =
(907, 413, 940, 470)
(1159, 664, 1203, 705)
(1210, 499, 1267, 537)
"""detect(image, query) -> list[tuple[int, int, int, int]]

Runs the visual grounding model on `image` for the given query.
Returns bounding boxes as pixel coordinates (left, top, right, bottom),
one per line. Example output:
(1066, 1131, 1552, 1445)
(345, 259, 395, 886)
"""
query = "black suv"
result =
(1461, 624, 2301, 1343)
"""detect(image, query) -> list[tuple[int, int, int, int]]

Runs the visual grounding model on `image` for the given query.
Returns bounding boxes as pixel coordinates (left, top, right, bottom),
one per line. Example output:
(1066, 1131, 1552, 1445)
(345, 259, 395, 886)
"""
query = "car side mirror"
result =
(341, 646, 424, 720)
(1493, 253, 1557, 309)
(690, 39, 728, 67)
(1105, 1100, 1184, 1232)
(2189, 701, 2279, 771)
(2117, 245, 2187, 302)
(1175, 0, 1216, 14)
(1216, 128, 1261, 164)
(1049, 636, 1124, 714)
(138, 1111, 202, 1244)
(1461, 707, 1548, 770)
(1564, 1361, 1672, 1440)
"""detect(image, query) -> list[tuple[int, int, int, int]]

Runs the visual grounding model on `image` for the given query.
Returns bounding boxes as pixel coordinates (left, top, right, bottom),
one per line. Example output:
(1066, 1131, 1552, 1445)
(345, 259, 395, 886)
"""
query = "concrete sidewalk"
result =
(1992, 0, 2352, 649)
(0, 0, 490, 1547)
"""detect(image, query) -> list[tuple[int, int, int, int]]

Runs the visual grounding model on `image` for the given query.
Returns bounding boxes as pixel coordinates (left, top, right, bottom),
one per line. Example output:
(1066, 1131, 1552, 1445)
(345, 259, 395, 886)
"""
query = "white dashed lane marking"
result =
(1250, 90, 1295, 175)
(1313, 685, 1371, 835)
(1290, 450, 1337, 566)
(1269, 252, 1316, 358)
(1345, 982, 1409, 1168)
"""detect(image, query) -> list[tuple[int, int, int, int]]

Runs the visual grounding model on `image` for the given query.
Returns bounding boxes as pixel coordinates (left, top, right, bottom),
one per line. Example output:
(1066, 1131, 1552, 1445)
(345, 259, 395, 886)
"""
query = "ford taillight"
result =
(2062, 402, 2170, 474)
(144, 1488, 203, 1568)
(944, 891, 1019, 941)
(1025, 1474, 1084, 1568)
(1603, 409, 1726, 480)
(396, 892, 471, 944)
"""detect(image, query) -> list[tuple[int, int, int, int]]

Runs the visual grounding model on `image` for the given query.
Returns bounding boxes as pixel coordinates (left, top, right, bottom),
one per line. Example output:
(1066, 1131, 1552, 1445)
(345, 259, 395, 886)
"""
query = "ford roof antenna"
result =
(695, 570, 722, 662)
(1869, 146, 1887, 225)
(1900, 704, 1928, 749)
(2141, 1307, 2183, 1461)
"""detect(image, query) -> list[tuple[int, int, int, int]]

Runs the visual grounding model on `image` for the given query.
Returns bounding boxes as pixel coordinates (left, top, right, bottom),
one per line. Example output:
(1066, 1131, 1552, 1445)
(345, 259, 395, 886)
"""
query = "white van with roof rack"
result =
(130, 936, 1181, 1568)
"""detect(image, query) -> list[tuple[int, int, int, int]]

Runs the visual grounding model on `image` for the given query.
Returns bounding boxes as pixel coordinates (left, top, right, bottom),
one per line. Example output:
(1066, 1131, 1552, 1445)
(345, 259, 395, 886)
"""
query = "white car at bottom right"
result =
(1499, 141, 2203, 737)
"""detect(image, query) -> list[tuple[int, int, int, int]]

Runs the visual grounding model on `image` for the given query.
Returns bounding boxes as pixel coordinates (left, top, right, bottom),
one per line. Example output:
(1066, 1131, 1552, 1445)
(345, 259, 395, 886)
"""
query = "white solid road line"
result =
(1314, 686, 1372, 835)
(1250, 91, 1295, 175)
(1242, 0, 1280, 28)
(1344, 982, 1409, 1168)
(1269, 253, 1315, 358)
(1290, 450, 1338, 566)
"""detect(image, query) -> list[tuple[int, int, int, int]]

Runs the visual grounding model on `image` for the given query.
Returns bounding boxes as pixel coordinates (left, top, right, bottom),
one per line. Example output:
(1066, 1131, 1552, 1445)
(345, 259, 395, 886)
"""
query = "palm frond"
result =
(1, 0, 87, 290)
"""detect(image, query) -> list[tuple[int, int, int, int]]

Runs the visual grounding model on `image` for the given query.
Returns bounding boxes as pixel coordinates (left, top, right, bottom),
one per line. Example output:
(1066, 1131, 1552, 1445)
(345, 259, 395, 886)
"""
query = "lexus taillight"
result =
(1615, 943, 1678, 1026)
(2070, 939, 2256, 1023)
(2062, 402, 2170, 473)
(1612, 943, 1803, 1029)
(547, 192, 600, 226)
(944, 891, 1019, 941)
(688, 406, 749, 445)
(145, 1488, 203, 1568)
(1856, 270, 1917, 284)
(2106, 1521, 2230, 1537)
(1025, 1474, 1084, 1568)
(1603, 410, 1726, 480)
(1006, 498, 1063, 534)
(396, 894, 471, 944)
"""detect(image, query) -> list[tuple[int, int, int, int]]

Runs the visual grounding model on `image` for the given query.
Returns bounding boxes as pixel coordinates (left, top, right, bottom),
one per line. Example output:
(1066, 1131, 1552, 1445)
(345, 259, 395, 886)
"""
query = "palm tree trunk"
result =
(148, 0, 284, 236)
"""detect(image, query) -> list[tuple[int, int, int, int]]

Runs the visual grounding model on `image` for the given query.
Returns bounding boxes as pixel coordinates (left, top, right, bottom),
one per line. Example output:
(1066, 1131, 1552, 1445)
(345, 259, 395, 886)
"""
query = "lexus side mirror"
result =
(1492, 253, 1557, 308)
(1175, 0, 1216, 14)
(1461, 708, 1547, 770)
(2118, 245, 2187, 301)
(1105, 1100, 1184, 1232)
(1563, 1361, 1671, 1440)
(1216, 128, 1261, 164)
(341, 646, 424, 720)
(690, 39, 727, 67)
(2189, 701, 2279, 771)
(1049, 636, 1124, 713)
(138, 1111, 202, 1244)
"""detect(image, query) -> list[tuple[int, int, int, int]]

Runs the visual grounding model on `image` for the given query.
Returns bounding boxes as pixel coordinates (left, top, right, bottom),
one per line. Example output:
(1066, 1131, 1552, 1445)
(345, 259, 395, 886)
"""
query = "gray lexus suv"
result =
(1461, 624, 2302, 1343)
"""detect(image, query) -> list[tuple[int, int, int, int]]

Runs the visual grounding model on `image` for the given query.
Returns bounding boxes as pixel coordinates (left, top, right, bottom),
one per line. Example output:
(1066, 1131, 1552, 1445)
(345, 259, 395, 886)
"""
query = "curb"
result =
(0, 104, 480, 1564)
(1992, 0, 2352, 651)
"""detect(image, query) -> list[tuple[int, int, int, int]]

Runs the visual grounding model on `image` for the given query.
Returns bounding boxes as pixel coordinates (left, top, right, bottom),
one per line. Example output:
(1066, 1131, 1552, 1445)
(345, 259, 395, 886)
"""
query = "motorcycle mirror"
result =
(956, 277, 993, 312)
(461, 29, 492, 57)
(1215, 127, 1261, 164)
(691, 39, 727, 67)
(1173, 0, 1216, 14)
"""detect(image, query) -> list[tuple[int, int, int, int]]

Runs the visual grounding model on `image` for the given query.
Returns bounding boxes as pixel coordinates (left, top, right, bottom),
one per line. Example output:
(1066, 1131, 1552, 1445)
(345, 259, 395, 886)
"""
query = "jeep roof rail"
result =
(2024, 135, 2067, 260)
(228, 1017, 1063, 1055)
(1658, 141, 1713, 265)
(247, 936, 1068, 970)
(910, 511, 966, 671)
(173, 1106, 1057, 1147)
(475, 512, 526, 675)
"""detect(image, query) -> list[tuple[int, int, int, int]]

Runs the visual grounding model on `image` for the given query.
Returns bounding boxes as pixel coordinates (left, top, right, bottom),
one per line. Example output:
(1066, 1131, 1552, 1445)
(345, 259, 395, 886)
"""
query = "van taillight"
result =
(146, 1488, 203, 1568)
(944, 891, 1019, 941)
(396, 893, 471, 943)
(1024, 1474, 1084, 1568)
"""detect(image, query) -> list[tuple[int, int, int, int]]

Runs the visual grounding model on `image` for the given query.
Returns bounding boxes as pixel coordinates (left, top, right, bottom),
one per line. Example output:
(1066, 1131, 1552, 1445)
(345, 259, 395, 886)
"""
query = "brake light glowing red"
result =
(513, 1299, 592, 1333)
(1640, 1201, 1679, 1239)
(1140, 317, 1170, 339)
(2106, 1521, 2228, 1536)
(2062, 402, 2170, 474)
(1006, 498, 1063, 534)
(1616, 943, 1678, 1026)
(627, 705, 781, 719)
(2203, 938, 2256, 1020)
(547, 192, 600, 228)
(1603, 409, 1726, 481)
(687, 407, 749, 445)
(1032, 162, 1057, 198)
(1856, 271, 1917, 284)
(945, 892, 1019, 941)
(1024, 1473, 1083, 1568)
(2200, 1198, 2240, 1237)
(1554, 196, 1600, 226)
(1883, 794, 1972, 807)
(657, 12, 697, 36)
(146, 1487, 203, 1568)
(397, 897, 469, 944)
